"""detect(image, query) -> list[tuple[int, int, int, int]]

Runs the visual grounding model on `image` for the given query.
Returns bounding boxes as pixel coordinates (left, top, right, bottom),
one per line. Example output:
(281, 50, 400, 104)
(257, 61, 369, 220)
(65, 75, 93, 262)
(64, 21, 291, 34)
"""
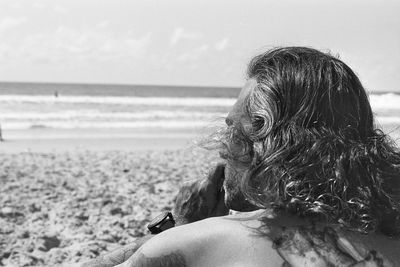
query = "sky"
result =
(0, 0, 399, 91)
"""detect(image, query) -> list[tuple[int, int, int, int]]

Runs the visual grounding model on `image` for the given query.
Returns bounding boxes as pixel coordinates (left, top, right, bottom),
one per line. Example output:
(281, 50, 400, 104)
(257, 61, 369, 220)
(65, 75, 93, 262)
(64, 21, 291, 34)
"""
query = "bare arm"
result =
(116, 217, 223, 267)
(121, 250, 186, 267)
(82, 236, 152, 267)
(116, 223, 196, 267)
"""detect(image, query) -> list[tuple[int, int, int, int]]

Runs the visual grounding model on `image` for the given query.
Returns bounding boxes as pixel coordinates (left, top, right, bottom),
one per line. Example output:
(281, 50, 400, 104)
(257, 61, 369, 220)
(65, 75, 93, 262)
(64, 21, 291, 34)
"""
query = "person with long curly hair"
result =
(89, 47, 400, 267)
(222, 47, 400, 236)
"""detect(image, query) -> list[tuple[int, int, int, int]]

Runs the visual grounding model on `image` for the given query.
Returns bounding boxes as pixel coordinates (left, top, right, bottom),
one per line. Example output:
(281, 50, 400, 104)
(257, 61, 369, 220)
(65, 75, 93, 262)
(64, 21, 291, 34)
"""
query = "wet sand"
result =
(0, 128, 203, 153)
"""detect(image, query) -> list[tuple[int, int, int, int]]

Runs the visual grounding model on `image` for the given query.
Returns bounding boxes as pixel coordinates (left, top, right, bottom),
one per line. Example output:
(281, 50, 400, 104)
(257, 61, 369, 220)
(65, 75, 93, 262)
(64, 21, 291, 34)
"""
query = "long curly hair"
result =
(218, 47, 400, 236)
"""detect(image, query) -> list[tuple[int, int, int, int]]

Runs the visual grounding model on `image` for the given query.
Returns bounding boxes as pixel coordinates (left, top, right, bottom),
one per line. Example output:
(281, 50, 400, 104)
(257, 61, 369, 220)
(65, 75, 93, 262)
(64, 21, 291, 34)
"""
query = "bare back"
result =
(187, 210, 400, 266)
(120, 209, 400, 267)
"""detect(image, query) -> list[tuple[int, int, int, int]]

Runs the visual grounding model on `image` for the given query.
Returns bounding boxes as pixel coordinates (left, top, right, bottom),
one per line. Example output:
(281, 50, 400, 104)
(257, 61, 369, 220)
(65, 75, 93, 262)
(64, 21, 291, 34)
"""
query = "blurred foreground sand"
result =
(0, 138, 220, 266)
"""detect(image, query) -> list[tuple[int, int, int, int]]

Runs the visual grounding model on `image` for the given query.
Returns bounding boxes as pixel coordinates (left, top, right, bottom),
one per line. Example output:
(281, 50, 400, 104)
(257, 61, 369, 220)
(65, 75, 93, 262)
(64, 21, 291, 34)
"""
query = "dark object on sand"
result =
(38, 235, 61, 252)
(148, 211, 175, 234)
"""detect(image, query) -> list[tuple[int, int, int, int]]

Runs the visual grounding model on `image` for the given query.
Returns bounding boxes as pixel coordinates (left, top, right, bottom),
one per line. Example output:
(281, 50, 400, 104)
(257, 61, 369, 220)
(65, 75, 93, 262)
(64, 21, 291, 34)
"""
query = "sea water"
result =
(0, 82, 398, 139)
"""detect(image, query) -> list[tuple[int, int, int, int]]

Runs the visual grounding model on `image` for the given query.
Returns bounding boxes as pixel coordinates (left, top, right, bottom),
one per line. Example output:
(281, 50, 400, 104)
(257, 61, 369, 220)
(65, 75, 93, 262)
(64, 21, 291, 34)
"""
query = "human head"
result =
(221, 47, 400, 235)
(222, 79, 259, 212)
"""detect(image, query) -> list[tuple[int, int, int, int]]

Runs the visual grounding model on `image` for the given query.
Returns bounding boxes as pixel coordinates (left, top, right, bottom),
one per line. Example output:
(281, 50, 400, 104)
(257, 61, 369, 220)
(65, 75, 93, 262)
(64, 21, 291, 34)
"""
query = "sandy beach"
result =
(1, 126, 399, 266)
(0, 133, 221, 266)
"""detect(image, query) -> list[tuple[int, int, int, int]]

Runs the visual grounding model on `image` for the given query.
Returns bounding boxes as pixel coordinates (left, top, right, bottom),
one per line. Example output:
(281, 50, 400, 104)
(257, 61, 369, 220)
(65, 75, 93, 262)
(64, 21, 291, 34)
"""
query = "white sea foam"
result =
(2, 115, 398, 130)
(0, 95, 236, 107)
(376, 116, 400, 124)
(0, 110, 227, 120)
(369, 93, 400, 110)
(0, 93, 398, 131)
(0, 93, 398, 109)
(2, 120, 213, 130)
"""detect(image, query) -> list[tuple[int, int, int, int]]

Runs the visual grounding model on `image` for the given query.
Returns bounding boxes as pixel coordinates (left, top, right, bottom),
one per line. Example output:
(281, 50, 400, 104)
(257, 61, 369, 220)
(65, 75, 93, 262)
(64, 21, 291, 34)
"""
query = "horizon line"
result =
(0, 80, 395, 94)
(0, 80, 241, 90)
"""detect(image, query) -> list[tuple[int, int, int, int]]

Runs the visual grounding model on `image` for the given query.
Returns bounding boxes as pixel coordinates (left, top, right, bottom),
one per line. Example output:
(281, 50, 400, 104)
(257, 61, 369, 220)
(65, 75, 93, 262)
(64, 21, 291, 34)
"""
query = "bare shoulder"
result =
(118, 216, 234, 267)
(119, 219, 217, 267)
(120, 210, 282, 267)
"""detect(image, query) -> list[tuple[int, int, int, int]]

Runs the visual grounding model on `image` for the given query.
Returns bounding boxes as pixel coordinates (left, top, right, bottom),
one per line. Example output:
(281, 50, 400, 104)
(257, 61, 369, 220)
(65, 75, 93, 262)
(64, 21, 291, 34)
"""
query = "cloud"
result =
(32, 2, 47, 9)
(214, 38, 229, 51)
(5, 25, 152, 65)
(0, 43, 11, 62)
(170, 27, 202, 45)
(9, 2, 22, 9)
(176, 44, 209, 62)
(98, 32, 152, 60)
(97, 20, 110, 28)
(31, 2, 68, 13)
(0, 25, 151, 65)
(54, 5, 69, 14)
(0, 17, 27, 33)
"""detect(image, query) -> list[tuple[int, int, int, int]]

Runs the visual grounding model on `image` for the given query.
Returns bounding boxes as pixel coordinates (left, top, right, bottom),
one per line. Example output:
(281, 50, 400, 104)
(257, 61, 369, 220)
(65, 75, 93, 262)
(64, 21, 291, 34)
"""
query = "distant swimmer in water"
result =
(54, 90, 58, 98)
(0, 123, 4, 142)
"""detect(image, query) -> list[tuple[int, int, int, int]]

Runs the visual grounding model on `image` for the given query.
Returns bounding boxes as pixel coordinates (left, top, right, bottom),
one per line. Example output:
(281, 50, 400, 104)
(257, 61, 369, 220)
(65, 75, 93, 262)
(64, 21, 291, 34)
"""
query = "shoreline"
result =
(0, 124, 398, 153)
(0, 137, 197, 153)
(0, 127, 209, 153)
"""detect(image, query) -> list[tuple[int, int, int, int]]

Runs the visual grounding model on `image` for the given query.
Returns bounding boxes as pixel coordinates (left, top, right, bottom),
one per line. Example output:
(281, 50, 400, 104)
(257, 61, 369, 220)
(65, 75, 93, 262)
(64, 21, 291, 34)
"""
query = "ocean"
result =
(0, 82, 399, 139)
